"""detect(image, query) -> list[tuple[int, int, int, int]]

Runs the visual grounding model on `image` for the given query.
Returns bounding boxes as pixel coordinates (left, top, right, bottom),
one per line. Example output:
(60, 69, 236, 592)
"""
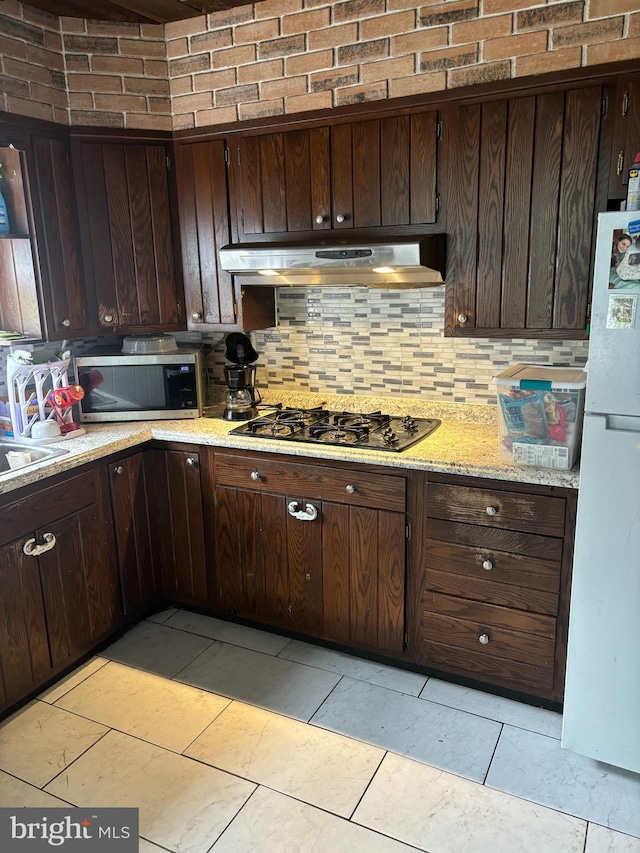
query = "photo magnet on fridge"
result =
(606, 294, 637, 329)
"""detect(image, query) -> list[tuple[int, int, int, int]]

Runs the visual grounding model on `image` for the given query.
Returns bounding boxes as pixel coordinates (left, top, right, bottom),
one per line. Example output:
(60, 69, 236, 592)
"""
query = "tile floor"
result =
(1, 607, 639, 853)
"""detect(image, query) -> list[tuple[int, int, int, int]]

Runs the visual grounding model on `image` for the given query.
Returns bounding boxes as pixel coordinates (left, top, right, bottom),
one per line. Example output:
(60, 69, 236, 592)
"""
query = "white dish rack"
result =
(6, 354, 85, 445)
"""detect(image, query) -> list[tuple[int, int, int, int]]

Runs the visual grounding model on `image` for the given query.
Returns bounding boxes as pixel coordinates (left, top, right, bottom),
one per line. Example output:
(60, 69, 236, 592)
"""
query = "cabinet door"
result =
(323, 503, 405, 653)
(0, 540, 52, 710)
(109, 453, 160, 617)
(148, 449, 208, 604)
(37, 484, 121, 669)
(605, 75, 640, 200)
(214, 487, 323, 631)
(72, 140, 184, 334)
(234, 127, 330, 239)
(442, 86, 601, 338)
(175, 139, 275, 332)
(31, 135, 90, 339)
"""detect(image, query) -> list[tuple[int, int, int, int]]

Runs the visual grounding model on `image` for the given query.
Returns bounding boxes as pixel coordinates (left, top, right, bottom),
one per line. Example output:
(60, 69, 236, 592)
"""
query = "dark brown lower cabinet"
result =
(213, 451, 406, 654)
(108, 452, 161, 617)
(145, 446, 209, 606)
(407, 472, 576, 703)
(0, 465, 121, 714)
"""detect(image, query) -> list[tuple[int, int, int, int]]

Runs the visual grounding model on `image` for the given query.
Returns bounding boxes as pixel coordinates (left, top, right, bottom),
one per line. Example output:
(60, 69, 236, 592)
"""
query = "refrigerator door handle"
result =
(603, 414, 640, 433)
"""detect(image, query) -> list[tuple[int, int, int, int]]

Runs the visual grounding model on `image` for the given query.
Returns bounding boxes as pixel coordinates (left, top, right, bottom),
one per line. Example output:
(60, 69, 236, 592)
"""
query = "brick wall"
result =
(0, 0, 68, 123)
(166, 0, 640, 130)
(1, 1, 639, 130)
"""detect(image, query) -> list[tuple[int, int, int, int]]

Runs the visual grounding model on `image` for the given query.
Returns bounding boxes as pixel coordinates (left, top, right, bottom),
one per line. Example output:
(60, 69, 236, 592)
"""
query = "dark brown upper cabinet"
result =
(31, 134, 91, 340)
(174, 139, 275, 332)
(601, 74, 640, 203)
(71, 139, 185, 335)
(441, 85, 602, 339)
(230, 111, 438, 241)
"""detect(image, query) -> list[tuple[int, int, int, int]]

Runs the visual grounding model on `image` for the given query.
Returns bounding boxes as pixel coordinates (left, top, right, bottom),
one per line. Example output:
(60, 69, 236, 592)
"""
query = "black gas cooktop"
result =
(229, 406, 440, 452)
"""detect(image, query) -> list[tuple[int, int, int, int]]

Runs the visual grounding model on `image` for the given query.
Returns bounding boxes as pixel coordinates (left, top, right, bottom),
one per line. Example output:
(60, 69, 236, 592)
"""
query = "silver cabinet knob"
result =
(114, 465, 124, 474)
(336, 213, 345, 223)
(305, 573, 311, 581)
(478, 633, 490, 645)
(485, 506, 497, 516)
(345, 484, 356, 494)
(104, 314, 113, 323)
(482, 560, 493, 571)
(315, 214, 324, 224)
(61, 318, 71, 327)
(185, 457, 196, 467)
(457, 313, 468, 324)
(250, 471, 261, 481)
(192, 312, 202, 320)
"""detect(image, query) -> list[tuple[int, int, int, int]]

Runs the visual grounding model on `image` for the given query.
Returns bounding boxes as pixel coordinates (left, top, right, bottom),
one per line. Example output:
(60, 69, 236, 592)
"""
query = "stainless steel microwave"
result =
(74, 349, 204, 422)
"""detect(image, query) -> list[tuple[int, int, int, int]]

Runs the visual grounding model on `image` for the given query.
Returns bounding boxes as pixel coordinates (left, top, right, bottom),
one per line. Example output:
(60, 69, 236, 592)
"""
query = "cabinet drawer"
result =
(426, 539, 561, 593)
(215, 454, 406, 512)
(0, 469, 98, 547)
(427, 482, 565, 537)
(423, 592, 556, 668)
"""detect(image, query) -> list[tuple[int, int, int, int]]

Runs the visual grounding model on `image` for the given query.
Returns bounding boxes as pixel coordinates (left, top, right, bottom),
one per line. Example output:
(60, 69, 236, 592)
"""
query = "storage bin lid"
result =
(493, 363, 587, 390)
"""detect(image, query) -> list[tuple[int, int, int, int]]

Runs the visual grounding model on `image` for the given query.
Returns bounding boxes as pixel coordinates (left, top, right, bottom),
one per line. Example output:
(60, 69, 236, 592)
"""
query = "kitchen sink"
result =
(0, 440, 68, 476)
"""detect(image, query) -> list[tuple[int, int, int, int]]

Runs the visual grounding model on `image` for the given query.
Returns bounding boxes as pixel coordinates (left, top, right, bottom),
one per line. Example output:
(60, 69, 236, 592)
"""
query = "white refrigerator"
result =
(562, 211, 640, 774)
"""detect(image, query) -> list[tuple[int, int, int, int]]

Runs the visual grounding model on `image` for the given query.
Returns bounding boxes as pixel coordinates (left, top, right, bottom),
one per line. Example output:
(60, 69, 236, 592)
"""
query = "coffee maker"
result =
(223, 333, 261, 421)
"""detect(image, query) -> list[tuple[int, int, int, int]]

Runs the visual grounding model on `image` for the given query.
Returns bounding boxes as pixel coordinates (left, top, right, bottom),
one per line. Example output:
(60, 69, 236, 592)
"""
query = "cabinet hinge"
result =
(436, 119, 443, 140)
(237, 146, 241, 166)
(435, 194, 440, 214)
(166, 153, 171, 170)
(622, 90, 629, 117)
(176, 301, 182, 318)
(224, 145, 230, 165)
(405, 523, 411, 540)
(602, 94, 608, 118)
(404, 630, 409, 647)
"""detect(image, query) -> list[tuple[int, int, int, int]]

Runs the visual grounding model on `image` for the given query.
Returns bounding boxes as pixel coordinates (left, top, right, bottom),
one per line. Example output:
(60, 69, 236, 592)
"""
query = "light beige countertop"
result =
(0, 393, 580, 496)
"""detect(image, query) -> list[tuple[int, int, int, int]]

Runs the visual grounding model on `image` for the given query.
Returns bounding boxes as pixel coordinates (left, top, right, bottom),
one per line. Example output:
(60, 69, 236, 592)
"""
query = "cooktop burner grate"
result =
(229, 406, 440, 452)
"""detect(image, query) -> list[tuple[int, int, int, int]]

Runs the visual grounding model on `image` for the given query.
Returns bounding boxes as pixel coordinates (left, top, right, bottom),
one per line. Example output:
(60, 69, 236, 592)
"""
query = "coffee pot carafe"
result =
(222, 334, 261, 421)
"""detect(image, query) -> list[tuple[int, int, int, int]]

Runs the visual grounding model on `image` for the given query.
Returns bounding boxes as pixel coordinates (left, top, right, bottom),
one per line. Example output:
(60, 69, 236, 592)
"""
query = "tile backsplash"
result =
(1, 287, 589, 407)
(211, 287, 589, 406)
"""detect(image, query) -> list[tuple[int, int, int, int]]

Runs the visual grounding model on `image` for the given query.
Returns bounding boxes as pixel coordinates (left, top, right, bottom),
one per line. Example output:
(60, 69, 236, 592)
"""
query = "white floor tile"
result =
(176, 642, 340, 721)
(38, 657, 109, 704)
(139, 840, 167, 852)
(311, 676, 501, 782)
(0, 770, 72, 807)
(102, 621, 213, 678)
(486, 726, 640, 838)
(353, 752, 587, 853)
(279, 639, 428, 696)
(420, 677, 563, 738)
(0, 701, 107, 788)
(586, 824, 640, 853)
(211, 786, 419, 853)
(163, 611, 291, 655)
(185, 701, 383, 817)
(54, 661, 230, 752)
(44, 730, 255, 853)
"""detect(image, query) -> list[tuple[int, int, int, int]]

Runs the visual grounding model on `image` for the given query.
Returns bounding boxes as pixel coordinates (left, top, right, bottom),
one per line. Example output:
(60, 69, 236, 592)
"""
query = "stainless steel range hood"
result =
(218, 236, 446, 288)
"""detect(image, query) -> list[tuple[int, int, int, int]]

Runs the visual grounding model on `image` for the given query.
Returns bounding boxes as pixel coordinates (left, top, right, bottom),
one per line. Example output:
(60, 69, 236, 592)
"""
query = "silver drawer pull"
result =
(185, 457, 197, 467)
(482, 560, 493, 571)
(345, 484, 356, 494)
(478, 633, 490, 645)
(288, 501, 318, 522)
(23, 532, 56, 557)
(250, 471, 261, 481)
(485, 506, 497, 516)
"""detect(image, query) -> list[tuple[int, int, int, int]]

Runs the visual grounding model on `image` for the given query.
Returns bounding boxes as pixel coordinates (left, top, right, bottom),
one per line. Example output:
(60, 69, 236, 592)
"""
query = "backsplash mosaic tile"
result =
(209, 287, 589, 406)
(1, 288, 589, 407)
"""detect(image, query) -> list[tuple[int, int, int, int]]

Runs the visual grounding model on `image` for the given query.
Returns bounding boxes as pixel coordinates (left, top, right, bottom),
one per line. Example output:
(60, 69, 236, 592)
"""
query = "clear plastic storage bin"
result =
(493, 364, 587, 470)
